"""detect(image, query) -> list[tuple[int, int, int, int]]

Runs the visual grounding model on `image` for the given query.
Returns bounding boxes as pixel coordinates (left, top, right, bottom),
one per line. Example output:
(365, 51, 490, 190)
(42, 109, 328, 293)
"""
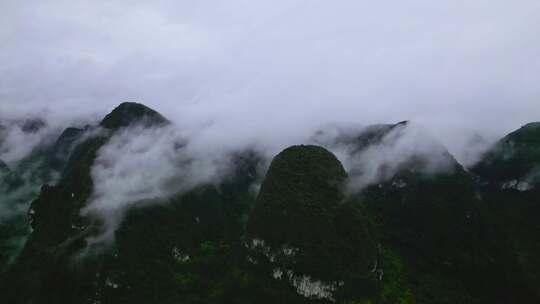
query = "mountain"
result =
(471, 122, 540, 299)
(247, 145, 378, 302)
(100, 101, 168, 129)
(473, 122, 540, 190)
(311, 121, 539, 302)
(1, 103, 175, 302)
(0, 159, 26, 270)
(0, 119, 78, 273)
(330, 122, 535, 303)
(1, 103, 266, 304)
(0, 104, 539, 304)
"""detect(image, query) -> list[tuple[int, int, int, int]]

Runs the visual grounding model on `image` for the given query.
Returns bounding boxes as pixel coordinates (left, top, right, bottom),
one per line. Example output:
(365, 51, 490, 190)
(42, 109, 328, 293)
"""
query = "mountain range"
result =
(0, 102, 539, 304)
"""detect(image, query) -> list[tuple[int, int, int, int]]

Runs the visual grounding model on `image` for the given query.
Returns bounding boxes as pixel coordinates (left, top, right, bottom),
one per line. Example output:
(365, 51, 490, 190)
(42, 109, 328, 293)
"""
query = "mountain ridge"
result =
(0, 102, 539, 304)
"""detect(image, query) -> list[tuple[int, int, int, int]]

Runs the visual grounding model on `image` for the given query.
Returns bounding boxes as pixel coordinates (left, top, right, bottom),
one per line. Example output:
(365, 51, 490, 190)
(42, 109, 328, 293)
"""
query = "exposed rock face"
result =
(247, 145, 377, 301)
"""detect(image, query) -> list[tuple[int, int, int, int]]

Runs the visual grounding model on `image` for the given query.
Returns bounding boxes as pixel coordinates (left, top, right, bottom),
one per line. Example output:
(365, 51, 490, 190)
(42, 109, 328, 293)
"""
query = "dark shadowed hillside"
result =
(472, 122, 540, 300)
(247, 145, 378, 302)
(0, 104, 539, 304)
(311, 121, 539, 303)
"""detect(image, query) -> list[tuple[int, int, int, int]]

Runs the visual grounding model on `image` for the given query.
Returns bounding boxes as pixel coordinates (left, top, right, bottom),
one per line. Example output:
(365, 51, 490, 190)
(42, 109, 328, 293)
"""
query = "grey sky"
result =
(1, 0, 540, 161)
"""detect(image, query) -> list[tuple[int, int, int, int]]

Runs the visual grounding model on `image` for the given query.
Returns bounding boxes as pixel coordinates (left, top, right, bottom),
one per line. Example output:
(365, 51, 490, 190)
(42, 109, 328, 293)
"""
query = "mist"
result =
(313, 122, 460, 191)
(81, 122, 269, 243)
(1, 0, 539, 162)
(0, 119, 61, 223)
(1, 1, 540, 244)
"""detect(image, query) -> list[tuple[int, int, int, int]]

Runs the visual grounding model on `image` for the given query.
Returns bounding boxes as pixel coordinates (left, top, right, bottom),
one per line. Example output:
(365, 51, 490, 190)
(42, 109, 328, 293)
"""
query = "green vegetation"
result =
(472, 122, 540, 299)
(473, 122, 540, 186)
(0, 125, 87, 272)
(100, 102, 168, 129)
(1, 105, 539, 304)
(247, 145, 378, 301)
(378, 249, 413, 304)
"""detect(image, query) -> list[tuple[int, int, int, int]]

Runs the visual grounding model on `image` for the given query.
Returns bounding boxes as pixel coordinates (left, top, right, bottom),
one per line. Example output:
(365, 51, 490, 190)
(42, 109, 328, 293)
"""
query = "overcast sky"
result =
(1, 0, 540, 158)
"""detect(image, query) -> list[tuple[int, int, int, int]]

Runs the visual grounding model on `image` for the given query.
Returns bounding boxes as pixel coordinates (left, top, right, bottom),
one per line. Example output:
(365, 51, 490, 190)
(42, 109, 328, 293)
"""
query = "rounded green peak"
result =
(100, 102, 168, 130)
(248, 145, 348, 245)
(253, 145, 348, 228)
(270, 144, 348, 182)
(247, 145, 376, 282)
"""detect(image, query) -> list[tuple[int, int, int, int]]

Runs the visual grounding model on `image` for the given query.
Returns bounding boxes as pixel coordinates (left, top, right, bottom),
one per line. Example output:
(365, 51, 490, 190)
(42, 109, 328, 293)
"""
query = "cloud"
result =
(0, 123, 59, 168)
(0, 0, 539, 166)
(0, 0, 539, 249)
(313, 122, 458, 190)
(81, 122, 264, 243)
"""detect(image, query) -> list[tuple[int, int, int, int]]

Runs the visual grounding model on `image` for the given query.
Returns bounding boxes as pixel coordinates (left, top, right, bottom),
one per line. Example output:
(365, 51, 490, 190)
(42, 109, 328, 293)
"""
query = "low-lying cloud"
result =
(0, 120, 62, 224)
(82, 123, 265, 243)
(314, 122, 458, 190)
(0, 120, 51, 166)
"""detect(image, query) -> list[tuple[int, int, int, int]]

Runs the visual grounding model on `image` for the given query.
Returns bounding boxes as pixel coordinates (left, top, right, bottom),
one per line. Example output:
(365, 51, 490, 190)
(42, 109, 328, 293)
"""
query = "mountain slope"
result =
(471, 122, 540, 299)
(100, 102, 168, 130)
(321, 121, 536, 303)
(1, 105, 539, 304)
(472, 122, 540, 189)
(1, 103, 267, 304)
(247, 145, 378, 302)
(0, 120, 82, 273)
(1, 103, 171, 303)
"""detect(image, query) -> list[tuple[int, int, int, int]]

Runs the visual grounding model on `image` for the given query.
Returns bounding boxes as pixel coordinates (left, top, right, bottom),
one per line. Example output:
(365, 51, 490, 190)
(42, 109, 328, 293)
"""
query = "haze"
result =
(1, 0, 540, 163)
